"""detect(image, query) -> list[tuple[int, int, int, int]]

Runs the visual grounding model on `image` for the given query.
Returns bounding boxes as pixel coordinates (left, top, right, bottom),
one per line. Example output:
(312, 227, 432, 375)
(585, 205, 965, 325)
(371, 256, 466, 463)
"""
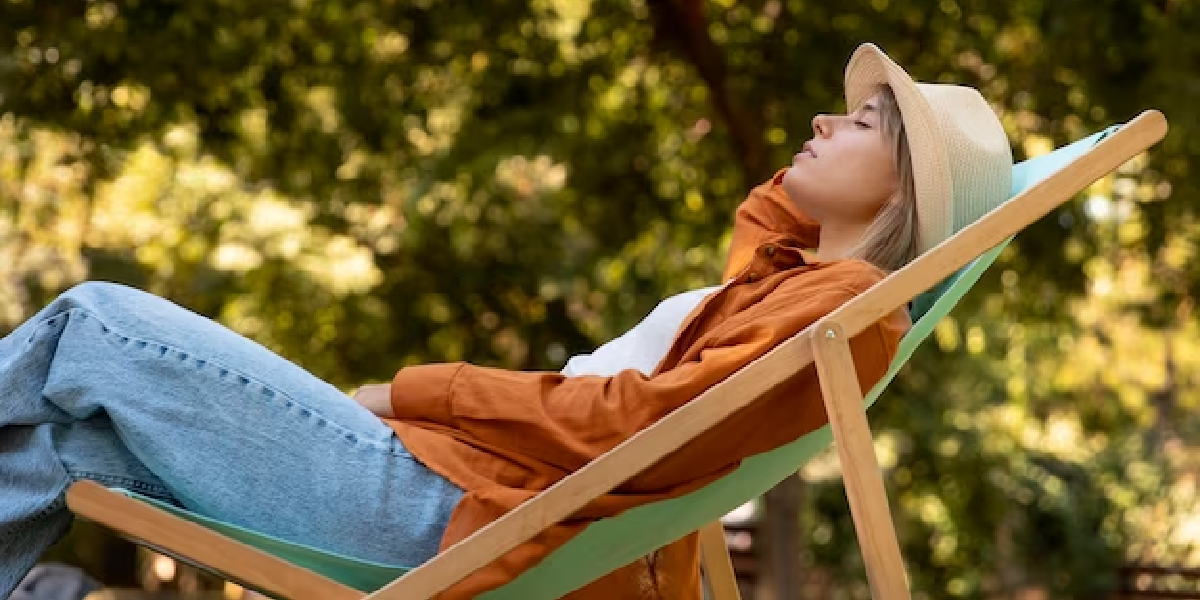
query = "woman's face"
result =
(782, 93, 899, 227)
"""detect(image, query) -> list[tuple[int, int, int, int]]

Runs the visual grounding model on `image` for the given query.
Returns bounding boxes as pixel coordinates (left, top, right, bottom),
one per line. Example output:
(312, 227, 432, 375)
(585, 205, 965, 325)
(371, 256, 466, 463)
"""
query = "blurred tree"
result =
(2, 0, 1199, 598)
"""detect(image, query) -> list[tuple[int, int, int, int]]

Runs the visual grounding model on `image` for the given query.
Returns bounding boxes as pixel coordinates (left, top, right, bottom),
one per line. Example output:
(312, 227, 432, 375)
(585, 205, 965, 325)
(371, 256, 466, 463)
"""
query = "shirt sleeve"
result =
(390, 267, 899, 474)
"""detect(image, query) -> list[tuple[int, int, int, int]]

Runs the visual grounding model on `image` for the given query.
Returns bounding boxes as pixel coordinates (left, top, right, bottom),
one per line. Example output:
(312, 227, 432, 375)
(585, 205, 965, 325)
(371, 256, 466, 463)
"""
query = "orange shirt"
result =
(384, 169, 910, 599)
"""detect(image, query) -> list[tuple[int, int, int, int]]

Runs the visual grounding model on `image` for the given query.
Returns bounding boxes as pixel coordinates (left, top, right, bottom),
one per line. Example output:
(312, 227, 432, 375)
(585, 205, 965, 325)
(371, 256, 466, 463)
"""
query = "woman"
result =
(2, 44, 1012, 599)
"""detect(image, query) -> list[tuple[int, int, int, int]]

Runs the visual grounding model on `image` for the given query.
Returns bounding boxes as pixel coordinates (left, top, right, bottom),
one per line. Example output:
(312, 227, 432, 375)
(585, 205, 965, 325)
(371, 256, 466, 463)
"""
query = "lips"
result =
(793, 142, 817, 164)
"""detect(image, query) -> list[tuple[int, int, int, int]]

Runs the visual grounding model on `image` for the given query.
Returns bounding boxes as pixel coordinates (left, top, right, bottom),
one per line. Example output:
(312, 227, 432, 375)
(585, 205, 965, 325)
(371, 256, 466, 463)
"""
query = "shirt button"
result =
(764, 245, 776, 257)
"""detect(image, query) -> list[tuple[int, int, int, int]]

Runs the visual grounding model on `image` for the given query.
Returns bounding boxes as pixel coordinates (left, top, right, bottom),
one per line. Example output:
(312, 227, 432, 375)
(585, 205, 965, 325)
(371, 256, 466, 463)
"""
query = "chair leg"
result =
(811, 323, 911, 600)
(66, 481, 362, 600)
(699, 520, 743, 600)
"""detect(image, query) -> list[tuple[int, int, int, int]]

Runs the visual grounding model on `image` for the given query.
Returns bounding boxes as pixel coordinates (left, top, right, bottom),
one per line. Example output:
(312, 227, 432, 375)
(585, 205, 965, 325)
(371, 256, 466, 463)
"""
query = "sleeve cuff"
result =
(390, 362, 465, 426)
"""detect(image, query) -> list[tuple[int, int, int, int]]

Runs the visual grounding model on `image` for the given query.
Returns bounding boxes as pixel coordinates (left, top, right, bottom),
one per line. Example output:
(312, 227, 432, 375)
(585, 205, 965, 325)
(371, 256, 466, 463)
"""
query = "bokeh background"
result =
(3, 0, 1199, 598)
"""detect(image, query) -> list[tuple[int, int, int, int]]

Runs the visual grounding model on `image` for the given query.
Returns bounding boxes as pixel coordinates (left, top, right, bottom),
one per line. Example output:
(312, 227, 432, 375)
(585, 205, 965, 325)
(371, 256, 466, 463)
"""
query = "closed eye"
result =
(855, 120, 871, 129)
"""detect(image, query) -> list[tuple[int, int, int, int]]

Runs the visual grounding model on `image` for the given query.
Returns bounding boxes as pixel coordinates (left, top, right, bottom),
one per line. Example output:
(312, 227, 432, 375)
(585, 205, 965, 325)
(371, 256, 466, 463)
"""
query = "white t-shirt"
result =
(560, 285, 724, 378)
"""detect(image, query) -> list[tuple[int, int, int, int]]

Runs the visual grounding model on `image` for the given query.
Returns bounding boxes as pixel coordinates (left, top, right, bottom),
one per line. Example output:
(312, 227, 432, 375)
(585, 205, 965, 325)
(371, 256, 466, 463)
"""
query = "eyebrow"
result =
(849, 102, 880, 123)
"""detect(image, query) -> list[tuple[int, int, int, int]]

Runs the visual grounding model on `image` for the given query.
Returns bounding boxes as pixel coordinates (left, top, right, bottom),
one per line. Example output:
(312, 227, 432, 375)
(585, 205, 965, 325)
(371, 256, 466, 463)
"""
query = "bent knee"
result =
(62, 281, 142, 303)
(54, 281, 158, 320)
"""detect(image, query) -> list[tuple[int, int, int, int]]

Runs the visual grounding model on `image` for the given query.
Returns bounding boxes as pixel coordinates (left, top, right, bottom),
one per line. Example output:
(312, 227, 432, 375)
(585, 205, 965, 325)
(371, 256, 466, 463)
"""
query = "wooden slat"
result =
(363, 110, 1168, 600)
(812, 322, 910, 600)
(365, 336, 818, 600)
(1116, 591, 1200, 600)
(1118, 565, 1200, 600)
(67, 482, 362, 600)
(699, 521, 744, 600)
(1123, 565, 1200, 578)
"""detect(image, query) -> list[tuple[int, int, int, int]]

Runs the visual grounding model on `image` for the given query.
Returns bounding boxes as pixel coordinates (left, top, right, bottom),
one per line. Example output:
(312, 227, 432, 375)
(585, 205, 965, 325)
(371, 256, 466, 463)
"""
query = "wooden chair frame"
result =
(67, 110, 1168, 600)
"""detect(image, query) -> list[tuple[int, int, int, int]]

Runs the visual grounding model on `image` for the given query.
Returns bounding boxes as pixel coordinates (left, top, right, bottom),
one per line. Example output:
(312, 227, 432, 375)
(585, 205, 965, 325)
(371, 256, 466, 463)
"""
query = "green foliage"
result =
(3, 0, 1200, 597)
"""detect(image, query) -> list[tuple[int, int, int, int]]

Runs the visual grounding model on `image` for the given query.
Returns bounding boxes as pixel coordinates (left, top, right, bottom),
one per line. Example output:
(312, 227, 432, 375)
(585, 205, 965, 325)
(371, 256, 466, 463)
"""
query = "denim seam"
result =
(66, 470, 175, 501)
(41, 307, 410, 459)
(29, 497, 68, 521)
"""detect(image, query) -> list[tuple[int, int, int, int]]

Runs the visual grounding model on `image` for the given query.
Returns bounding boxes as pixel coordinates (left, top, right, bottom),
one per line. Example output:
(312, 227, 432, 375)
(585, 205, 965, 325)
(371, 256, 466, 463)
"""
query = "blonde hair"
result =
(849, 84, 919, 272)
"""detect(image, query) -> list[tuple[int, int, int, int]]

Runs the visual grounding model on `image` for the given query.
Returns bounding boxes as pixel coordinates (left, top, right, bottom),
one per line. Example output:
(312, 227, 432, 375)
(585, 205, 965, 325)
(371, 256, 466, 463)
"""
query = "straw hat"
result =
(844, 43, 1013, 255)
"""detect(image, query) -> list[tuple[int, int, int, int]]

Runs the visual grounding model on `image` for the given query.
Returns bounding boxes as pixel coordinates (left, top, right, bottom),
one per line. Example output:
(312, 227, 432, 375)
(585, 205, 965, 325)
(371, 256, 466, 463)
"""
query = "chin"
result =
(781, 167, 803, 200)
(780, 169, 822, 218)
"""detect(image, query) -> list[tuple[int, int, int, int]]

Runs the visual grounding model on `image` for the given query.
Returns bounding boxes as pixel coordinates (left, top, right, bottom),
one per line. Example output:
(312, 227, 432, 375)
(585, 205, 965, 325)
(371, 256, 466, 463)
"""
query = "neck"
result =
(816, 221, 872, 261)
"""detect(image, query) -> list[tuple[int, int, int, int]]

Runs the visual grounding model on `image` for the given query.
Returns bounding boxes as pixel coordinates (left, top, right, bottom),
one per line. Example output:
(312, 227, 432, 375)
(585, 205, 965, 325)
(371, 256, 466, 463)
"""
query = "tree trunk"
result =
(644, 0, 771, 185)
(759, 474, 803, 600)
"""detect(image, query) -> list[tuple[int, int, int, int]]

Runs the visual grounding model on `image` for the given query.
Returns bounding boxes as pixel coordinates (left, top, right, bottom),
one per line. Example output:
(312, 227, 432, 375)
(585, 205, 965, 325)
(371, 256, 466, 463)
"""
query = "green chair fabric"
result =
(114, 491, 407, 592)
(112, 125, 1120, 598)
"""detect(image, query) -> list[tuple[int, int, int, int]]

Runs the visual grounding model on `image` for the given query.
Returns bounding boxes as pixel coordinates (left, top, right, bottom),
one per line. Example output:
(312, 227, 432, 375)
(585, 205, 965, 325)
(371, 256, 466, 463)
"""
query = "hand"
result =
(352, 383, 395, 419)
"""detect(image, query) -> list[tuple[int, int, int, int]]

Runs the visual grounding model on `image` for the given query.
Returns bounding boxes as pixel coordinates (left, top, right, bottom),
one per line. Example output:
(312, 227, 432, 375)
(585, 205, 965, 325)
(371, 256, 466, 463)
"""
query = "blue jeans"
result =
(0, 282, 463, 596)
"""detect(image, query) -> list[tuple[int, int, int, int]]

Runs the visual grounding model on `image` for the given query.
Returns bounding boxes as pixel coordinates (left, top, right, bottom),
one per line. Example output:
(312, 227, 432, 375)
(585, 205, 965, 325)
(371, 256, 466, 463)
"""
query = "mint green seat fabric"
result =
(114, 125, 1119, 598)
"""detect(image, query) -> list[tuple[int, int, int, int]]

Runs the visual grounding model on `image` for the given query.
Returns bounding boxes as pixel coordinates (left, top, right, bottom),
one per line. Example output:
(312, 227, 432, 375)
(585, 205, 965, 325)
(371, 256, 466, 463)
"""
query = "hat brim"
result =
(844, 43, 954, 254)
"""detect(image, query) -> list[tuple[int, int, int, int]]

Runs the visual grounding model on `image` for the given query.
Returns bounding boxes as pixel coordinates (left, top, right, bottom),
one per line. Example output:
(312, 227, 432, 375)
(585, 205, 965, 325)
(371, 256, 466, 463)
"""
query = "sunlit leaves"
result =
(3, 0, 1200, 596)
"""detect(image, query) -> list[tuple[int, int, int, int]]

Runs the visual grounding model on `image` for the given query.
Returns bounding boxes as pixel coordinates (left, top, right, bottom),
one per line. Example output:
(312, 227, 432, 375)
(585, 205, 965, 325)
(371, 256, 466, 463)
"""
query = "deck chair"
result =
(66, 110, 1168, 600)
